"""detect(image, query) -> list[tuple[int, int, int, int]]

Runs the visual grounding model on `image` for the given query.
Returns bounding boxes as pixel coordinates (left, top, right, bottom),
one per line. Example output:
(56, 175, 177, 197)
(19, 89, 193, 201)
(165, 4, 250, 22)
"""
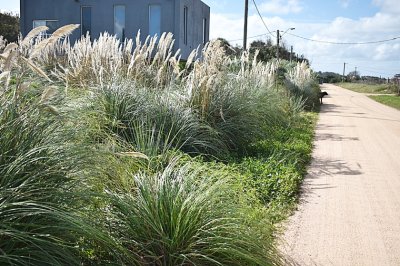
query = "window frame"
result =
(183, 6, 188, 45)
(202, 18, 207, 45)
(32, 20, 59, 37)
(114, 5, 126, 40)
(80, 6, 92, 37)
(148, 4, 161, 37)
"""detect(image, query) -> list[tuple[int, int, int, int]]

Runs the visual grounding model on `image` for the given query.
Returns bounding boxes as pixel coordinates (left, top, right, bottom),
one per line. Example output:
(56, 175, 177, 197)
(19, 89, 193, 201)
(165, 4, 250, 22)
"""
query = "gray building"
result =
(20, 0, 210, 59)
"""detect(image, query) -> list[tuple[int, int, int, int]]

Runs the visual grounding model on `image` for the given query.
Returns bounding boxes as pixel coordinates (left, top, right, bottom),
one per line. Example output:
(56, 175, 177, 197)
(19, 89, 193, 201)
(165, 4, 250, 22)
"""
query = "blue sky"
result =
(204, 0, 380, 22)
(0, 0, 18, 13)
(1, 0, 399, 76)
(202, 0, 400, 77)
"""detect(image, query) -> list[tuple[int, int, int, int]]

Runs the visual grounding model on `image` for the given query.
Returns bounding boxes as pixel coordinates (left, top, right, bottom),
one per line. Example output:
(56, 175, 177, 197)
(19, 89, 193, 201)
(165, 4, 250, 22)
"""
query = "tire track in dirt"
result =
(280, 84, 400, 266)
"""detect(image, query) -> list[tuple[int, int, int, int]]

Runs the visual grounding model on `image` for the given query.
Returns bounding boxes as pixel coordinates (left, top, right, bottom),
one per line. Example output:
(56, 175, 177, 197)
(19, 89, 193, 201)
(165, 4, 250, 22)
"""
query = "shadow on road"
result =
(325, 113, 400, 123)
(296, 158, 363, 204)
(320, 101, 400, 123)
(310, 158, 363, 177)
(320, 103, 343, 113)
(315, 133, 359, 142)
(317, 123, 356, 129)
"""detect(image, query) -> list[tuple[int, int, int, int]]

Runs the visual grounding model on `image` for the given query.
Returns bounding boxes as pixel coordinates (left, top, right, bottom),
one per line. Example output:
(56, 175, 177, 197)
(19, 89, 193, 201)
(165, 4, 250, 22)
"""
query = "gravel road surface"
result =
(280, 84, 400, 266)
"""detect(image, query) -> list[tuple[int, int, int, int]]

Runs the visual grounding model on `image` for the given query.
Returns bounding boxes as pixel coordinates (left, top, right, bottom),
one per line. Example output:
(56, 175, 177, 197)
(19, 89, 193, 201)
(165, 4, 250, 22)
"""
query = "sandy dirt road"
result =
(280, 84, 400, 266)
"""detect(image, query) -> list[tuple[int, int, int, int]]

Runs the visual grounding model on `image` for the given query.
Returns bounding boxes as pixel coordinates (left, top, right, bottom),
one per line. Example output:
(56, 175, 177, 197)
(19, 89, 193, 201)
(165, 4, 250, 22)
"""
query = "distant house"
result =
(20, 0, 210, 59)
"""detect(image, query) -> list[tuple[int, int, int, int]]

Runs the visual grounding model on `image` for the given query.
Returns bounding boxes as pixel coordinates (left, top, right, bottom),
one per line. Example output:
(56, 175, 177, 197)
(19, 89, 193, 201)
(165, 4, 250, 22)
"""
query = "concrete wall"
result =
(20, 0, 210, 59)
(176, 0, 210, 58)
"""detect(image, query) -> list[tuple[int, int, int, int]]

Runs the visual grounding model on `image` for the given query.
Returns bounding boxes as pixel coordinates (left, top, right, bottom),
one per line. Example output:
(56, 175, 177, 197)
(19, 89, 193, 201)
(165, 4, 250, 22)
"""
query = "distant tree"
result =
(297, 54, 310, 65)
(215, 37, 310, 64)
(0, 12, 20, 43)
(217, 38, 241, 56)
(317, 71, 343, 83)
(347, 71, 360, 81)
(249, 38, 309, 64)
(249, 39, 274, 62)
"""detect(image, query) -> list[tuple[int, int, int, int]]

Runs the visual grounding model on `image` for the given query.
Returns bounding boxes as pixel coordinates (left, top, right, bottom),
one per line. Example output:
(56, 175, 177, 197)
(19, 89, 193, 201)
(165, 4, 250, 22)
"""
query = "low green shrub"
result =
(235, 113, 317, 222)
(108, 160, 281, 266)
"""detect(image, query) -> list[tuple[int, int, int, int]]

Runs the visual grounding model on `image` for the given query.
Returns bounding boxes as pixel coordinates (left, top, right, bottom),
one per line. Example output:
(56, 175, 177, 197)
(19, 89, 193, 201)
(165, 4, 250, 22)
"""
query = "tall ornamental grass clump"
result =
(182, 44, 283, 153)
(0, 95, 115, 265)
(62, 34, 288, 158)
(52, 31, 183, 88)
(0, 24, 319, 265)
(108, 161, 281, 266)
(284, 61, 320, 110)
(91, 84, 223, 158)
(0, 36, 5, 51)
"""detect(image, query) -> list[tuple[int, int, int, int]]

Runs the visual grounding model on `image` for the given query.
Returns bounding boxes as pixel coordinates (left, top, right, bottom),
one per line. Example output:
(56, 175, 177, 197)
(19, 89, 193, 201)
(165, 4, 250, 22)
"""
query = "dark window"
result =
(183, 6, 188, 45)
(81, 6, 92, 37)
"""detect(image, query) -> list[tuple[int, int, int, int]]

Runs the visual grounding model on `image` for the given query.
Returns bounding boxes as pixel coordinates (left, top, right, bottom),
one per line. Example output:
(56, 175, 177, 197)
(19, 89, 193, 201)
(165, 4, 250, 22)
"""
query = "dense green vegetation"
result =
(317, 71, 343, 83)
(369, 95, 400, 110)
(217, 37, 309, 64)
(0, 12, 19, 43)
(0, 25, 319, 265)
(338, 82, 398, 94)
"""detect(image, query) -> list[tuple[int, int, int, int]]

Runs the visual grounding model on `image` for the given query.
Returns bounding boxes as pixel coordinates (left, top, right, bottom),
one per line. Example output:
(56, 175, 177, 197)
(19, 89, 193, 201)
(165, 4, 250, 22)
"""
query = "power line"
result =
(287, 32, 400, 45)
(228, 33, 270, 43)
(345, 64, 397, 76)
(251, 0, 275, 37)
(228, 32, 400, 45)
(346, 62, 399, 73)
(228, 0, 400, 46)
(357, 68, 392, 76)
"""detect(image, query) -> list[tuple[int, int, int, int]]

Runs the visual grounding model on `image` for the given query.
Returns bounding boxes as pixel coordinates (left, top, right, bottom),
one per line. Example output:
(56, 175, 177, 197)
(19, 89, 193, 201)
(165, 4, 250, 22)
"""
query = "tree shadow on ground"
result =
(315, 133, 359, 142)
(308, 158, 363, 177)
(279, 157, 363, 265)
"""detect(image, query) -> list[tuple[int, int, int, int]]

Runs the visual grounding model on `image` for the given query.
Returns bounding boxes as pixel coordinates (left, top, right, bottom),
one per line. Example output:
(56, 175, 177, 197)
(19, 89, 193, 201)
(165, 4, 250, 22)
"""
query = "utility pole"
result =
(243, 0, 249, 50)
(397, 78, 400, 96)
(290, 45, 293, 63)
(342, 62, 347, 82)
(276, 30, 280, 61)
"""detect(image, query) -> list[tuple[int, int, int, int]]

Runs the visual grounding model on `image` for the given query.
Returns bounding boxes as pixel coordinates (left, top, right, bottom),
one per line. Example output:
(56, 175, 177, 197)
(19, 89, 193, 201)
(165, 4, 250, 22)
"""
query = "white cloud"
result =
(209, 0, 400, 76)
(210, 13, 244, 43)
(373, 43, 400, 60)
(259, 0, 303, 15)
(373, 0, 400, 14)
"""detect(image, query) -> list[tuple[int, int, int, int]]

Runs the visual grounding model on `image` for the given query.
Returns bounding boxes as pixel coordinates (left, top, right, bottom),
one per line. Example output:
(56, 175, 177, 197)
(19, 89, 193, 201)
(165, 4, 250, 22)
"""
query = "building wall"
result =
(20, 0, 210, 59)
(176, 0, 209, 58)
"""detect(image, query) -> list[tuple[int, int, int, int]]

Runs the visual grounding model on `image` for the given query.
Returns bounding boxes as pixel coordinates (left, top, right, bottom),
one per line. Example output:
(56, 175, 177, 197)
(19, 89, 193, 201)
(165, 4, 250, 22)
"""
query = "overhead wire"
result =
(228, 33, 270, 43)
(287, 32, 400, 45)
(225, 2, 399, 77)
(345, 63, 397, 76)
(227, 0, 275, 43)
(346, 62, 399, 73)
(227, 0, 400, 46)
(229, 32, 400, 45)
(251, 0, 275, 37)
